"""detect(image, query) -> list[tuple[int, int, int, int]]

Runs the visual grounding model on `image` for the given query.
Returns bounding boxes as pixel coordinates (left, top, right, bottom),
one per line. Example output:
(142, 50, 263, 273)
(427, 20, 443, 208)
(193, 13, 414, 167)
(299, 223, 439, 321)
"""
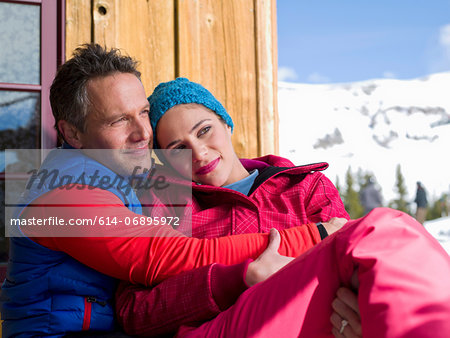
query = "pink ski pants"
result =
(179, 208, 450, 338)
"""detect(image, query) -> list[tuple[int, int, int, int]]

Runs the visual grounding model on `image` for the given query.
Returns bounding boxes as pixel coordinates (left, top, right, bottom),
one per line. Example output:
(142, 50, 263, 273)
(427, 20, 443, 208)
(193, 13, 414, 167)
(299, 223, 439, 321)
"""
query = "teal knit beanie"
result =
(148, 78, 234, 148)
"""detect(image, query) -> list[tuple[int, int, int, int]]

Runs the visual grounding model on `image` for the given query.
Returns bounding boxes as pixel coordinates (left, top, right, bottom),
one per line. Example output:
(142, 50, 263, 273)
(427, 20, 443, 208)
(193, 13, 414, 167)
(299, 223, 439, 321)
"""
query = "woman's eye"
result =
(198, 126, 211, 137)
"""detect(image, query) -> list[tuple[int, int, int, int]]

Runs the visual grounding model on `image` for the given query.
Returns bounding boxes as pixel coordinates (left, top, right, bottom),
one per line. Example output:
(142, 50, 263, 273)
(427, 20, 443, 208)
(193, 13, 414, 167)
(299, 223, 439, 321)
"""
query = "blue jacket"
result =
(1, 148, 142, 337)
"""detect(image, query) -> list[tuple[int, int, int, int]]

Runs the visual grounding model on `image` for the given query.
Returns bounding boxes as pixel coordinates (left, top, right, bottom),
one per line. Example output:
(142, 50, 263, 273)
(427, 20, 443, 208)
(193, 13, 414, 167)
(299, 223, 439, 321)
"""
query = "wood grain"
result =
(65, 0, 278, 158)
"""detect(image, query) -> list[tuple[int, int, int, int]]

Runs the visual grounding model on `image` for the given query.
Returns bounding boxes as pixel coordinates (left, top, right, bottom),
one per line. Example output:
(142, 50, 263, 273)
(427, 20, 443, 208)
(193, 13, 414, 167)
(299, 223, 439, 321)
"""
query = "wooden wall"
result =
(66, 0, 278, 158)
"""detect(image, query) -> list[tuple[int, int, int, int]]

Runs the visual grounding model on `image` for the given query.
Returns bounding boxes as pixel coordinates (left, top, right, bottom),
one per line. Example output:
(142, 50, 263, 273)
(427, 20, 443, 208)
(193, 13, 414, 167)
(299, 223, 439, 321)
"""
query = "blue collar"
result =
(223, 169, 259, 196)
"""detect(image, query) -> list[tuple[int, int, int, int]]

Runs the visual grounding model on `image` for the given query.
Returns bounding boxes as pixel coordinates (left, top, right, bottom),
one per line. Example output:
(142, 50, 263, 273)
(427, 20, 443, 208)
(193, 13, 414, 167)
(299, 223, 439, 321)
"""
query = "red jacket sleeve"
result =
(305, 172, 350, 223)
(26, 187, 321, 286)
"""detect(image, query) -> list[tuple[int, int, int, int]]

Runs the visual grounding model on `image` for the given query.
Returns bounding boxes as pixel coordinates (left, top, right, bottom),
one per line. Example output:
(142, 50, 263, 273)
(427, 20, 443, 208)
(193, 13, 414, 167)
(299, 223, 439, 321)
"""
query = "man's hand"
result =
(331, 271, 362, 337)
(322, 217, 348, 236)
(245, 228, 294, 286)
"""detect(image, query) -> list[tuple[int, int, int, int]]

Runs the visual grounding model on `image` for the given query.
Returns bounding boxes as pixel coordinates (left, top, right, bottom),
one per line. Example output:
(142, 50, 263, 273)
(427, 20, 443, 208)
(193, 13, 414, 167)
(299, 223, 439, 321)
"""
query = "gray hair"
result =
(50, 43, 141, 141)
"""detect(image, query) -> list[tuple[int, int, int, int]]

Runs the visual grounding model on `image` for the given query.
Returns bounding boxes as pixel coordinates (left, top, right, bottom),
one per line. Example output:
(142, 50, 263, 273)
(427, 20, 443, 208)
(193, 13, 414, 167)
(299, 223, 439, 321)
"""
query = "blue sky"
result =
(277, 0, 450, 83)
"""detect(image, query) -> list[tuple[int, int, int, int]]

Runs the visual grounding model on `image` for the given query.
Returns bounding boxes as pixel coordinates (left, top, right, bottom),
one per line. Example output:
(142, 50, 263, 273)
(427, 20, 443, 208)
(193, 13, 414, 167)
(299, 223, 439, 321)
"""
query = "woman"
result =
(148, 77, 348, 239)
(116, 78, 450, 337)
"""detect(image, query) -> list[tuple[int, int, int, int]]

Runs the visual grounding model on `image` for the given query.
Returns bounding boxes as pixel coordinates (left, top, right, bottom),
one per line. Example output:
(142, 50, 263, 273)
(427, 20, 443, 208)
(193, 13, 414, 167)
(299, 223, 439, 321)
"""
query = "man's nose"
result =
(131, 117, 152, 142)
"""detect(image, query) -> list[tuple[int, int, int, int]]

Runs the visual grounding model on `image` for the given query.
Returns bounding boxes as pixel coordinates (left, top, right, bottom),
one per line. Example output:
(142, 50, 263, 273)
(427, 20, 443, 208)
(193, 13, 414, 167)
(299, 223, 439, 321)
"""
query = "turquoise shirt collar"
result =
(223, 169, 259, 196)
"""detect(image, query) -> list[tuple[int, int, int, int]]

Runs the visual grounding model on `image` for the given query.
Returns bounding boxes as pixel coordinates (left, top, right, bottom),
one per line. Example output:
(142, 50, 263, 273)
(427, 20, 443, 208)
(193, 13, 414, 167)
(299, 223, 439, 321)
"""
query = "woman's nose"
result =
(191, 143, 208, 162)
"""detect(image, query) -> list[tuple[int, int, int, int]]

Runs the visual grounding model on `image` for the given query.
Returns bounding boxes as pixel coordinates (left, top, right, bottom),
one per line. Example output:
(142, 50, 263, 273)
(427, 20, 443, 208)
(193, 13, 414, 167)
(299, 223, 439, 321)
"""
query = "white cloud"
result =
(278, 66, 299, 82)
(426, 24, 450, 74)
(439, 24, 450, 47)
(382, 71, 396, 79)
(307, 72, 331, 83)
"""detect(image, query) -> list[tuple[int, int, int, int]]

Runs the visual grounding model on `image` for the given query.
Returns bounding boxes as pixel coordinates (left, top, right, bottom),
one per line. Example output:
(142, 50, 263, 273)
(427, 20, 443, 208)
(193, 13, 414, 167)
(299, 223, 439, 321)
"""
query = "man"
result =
(1, 44, 353, 336)
(414, 181, 428, 224)
(359, 177, 382, 215)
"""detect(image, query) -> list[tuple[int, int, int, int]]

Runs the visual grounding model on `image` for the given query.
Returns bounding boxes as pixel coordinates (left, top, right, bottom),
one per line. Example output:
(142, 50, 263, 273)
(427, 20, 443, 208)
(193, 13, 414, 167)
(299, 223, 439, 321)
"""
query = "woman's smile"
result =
(195, 157, 220, 175)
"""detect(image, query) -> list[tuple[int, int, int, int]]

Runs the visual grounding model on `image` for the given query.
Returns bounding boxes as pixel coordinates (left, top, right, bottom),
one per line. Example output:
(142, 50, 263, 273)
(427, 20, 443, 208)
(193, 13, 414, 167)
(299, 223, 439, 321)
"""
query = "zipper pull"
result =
(86, 296, 107, 307)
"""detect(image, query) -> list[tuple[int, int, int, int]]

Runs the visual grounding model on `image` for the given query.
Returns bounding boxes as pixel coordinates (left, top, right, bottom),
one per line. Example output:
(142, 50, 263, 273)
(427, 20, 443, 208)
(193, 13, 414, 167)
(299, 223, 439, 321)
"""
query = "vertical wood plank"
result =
(116, 0, 175, 94)
(254, 0, 279, 155)
(92, 0, 117, 47)
(65, 0, 92, 59)
(92, 0, 175, 95)
(65, 0, 278, 157)
(177, 0, 259, 158)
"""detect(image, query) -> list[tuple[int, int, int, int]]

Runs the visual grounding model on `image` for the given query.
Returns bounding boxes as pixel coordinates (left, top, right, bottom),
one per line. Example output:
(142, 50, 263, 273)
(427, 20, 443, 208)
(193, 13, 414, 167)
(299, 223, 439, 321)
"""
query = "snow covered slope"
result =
(424, 216, 450, 254)
(278, 72, 450, 203)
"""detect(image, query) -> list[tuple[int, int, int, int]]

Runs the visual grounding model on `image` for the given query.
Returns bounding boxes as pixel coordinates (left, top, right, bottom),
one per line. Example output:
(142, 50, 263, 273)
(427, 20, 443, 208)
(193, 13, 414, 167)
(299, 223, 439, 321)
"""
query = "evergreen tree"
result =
(441, 193, 449, 217)
(389, 164, 410, 214)
(335, 176, 342, 196)
(427, 197, 440, 220)
(343, 167, 364, 219)
(356, 168, 365, 190)
(427, 193, 448, 220)
(358, 170, 379, 192)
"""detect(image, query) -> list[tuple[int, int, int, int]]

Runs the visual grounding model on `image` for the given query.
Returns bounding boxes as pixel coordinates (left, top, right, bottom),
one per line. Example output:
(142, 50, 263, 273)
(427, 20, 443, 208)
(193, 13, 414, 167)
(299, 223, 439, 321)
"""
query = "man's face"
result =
(77, 72, 153, 176)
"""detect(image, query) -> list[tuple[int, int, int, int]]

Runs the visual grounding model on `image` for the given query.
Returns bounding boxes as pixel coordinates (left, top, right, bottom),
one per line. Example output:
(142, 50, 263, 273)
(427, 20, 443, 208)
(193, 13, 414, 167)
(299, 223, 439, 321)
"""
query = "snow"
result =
(278, 72, 450, 204)
(424, 216, 450, 254)
(278, 72, 450, 254)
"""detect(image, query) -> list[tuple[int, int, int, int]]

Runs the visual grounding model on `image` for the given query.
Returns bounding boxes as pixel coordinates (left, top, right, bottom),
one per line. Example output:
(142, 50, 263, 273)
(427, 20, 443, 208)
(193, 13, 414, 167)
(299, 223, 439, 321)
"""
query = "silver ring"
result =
(339, 319, 349, 334)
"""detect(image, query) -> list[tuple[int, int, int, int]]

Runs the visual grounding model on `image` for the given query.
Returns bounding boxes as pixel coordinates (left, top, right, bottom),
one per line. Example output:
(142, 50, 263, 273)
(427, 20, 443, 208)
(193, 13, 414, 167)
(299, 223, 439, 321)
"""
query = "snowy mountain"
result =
(278, 72, 450, 203)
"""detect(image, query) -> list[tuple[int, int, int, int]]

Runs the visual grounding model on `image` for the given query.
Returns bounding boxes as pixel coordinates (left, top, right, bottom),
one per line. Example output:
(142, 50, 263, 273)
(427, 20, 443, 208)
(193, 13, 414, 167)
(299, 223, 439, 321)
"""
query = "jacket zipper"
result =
(83, 296, 107, 330)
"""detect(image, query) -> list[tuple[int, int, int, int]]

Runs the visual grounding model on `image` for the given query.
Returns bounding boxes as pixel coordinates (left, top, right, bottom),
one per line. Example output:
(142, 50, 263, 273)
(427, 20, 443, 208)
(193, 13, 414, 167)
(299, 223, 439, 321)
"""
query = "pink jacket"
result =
(188, 155, 348, 238)
(116, 155, 349, 336)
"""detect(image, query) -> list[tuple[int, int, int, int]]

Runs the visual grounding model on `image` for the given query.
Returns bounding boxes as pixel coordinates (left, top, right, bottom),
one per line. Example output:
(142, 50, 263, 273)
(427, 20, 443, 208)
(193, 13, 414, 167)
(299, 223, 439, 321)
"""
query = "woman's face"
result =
(156, 104, 242, 186)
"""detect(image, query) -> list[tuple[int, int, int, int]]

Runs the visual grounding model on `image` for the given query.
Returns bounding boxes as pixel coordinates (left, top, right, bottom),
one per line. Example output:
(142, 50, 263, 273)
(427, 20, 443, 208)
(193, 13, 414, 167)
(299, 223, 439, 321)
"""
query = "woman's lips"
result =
(195, 158, 220, 175)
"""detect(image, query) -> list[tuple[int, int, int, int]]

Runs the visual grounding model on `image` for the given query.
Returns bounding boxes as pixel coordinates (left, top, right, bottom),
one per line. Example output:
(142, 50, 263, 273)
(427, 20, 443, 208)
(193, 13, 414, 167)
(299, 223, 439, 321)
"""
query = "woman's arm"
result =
(305, 172, 350, 222)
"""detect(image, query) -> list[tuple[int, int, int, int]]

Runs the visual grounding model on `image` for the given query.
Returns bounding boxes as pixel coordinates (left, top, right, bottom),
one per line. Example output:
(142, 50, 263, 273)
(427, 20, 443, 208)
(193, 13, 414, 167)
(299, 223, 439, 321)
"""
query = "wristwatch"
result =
(316, 221, 328, 239)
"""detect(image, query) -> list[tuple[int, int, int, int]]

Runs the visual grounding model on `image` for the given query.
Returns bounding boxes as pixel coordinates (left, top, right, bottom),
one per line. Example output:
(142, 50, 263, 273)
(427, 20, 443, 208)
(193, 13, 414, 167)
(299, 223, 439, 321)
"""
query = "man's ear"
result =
(57, 120, 83, 149)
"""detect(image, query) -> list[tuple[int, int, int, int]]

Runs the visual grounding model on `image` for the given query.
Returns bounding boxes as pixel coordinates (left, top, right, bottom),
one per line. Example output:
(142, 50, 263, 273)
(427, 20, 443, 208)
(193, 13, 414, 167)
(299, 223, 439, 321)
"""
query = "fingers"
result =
(350, 270, 360, 290)
(330, 312, 362, 338)
(245, 229, 292, 286)
(266, 228, 281, 253)
(336, 287, 359, 315)
(332, 294, 362, 337)
(330, 312, 361, 338)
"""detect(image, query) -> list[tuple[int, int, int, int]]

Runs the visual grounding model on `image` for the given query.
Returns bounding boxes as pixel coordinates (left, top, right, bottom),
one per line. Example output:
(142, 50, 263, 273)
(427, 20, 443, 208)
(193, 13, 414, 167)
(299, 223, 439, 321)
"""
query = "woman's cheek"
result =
(172, 161, 192, 179)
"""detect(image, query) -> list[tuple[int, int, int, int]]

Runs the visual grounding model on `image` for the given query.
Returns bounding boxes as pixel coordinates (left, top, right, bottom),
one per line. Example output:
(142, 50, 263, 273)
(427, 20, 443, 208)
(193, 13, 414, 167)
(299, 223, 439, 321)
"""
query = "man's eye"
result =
(111, 117, 126, 125)
(170, 145, 186, 156)
(198, 126, 211, 136)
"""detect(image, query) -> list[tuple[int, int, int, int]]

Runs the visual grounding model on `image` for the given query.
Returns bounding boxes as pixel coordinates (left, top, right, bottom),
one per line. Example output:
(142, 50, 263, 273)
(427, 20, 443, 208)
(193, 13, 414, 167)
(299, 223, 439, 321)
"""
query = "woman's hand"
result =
(322, 217, 348, 235)
(331, 271, 362, 337)
(245, 228, 294, 286)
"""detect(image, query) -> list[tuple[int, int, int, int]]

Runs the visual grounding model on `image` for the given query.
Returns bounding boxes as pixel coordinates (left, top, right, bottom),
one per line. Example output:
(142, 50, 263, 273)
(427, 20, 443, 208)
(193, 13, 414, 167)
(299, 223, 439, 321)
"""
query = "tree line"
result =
(336, 164, 449, 221)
